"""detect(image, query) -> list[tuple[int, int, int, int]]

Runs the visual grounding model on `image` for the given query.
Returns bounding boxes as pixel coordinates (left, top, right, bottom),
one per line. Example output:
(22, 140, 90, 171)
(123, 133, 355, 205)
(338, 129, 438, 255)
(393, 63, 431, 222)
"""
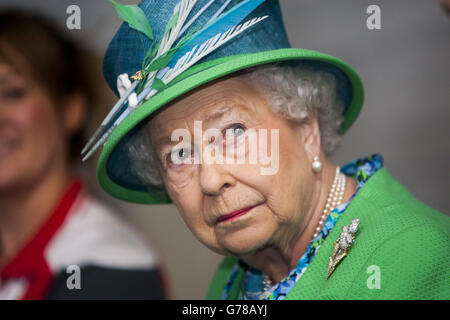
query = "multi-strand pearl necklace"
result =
(313, 166, 346, 239)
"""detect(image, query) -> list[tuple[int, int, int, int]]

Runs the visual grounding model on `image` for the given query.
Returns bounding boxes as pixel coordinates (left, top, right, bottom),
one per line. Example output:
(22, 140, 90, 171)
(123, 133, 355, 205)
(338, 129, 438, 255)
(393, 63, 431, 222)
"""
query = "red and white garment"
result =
(0, 178, 166, 299)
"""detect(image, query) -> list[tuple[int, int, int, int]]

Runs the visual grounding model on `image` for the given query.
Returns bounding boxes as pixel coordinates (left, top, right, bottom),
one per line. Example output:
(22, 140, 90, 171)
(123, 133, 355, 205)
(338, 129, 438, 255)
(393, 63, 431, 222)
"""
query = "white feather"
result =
(179, 0, 216, 37)
(139, 0, 198, 91)
(157, 0, 198, 57)
(162, 15, 269, 84)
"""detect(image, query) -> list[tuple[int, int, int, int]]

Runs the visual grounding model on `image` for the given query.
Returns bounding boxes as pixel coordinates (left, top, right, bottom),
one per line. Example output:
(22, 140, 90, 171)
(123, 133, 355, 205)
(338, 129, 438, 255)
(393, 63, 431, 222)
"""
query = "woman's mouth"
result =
(216, 205, 259, 224)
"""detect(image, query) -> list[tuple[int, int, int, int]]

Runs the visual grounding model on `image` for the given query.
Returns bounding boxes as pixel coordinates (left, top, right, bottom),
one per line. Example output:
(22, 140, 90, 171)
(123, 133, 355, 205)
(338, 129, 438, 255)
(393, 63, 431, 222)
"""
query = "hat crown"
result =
(103, 0, 291, 95)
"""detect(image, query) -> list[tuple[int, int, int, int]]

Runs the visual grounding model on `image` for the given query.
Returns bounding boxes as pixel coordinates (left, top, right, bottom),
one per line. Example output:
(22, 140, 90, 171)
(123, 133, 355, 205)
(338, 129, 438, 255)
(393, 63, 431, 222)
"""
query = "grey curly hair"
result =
(127, 60, 346, 189)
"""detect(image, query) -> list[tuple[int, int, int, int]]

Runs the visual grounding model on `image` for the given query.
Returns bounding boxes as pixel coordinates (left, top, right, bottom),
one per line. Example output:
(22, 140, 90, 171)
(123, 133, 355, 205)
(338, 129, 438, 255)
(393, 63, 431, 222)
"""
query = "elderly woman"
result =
(85, 0, 449, 299)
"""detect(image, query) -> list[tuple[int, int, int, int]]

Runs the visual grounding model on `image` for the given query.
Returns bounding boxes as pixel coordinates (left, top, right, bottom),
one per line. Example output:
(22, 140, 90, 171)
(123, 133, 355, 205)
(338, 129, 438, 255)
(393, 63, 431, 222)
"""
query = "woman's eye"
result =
(227, 124, 246, 137)
(1, 88, 26, 101)
(169, 147, 192, 165)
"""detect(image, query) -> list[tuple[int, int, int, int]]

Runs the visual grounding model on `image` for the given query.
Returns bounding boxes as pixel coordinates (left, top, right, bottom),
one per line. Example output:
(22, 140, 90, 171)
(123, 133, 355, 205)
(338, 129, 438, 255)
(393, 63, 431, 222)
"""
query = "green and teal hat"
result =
(82, 0, 364, 204)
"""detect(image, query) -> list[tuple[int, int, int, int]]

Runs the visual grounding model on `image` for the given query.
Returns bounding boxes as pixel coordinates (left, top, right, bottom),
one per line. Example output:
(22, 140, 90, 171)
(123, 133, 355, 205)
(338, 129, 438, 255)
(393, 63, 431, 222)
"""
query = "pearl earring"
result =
(312, 156, 323, 173)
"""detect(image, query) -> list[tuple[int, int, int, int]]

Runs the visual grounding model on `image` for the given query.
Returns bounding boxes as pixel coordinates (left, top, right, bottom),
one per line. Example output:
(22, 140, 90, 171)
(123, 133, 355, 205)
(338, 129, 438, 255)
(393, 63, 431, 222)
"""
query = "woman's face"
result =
(149, 76, 318, 256)
(0, 63, 66, 190)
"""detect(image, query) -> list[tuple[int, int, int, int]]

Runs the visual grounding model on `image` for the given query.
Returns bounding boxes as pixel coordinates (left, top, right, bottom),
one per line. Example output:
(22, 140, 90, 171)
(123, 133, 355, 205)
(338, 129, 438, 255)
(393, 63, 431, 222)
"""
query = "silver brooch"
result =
(326, 218, 360, 280)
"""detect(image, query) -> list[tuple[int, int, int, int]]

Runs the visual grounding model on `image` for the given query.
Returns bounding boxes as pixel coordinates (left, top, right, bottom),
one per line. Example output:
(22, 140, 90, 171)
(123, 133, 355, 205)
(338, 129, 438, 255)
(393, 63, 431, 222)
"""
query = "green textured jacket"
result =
(207, 168, 450, 300)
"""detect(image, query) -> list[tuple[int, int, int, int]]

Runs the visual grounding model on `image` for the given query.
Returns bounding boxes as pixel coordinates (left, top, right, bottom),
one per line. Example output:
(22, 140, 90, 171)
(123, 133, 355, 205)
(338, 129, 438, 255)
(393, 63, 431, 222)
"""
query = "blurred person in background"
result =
(0, 10, 167, 299)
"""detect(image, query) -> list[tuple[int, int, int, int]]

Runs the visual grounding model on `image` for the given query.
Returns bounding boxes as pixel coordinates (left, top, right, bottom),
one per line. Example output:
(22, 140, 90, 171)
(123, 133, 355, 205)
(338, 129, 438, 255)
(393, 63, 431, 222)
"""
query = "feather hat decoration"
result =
(81, 0, 269, 161)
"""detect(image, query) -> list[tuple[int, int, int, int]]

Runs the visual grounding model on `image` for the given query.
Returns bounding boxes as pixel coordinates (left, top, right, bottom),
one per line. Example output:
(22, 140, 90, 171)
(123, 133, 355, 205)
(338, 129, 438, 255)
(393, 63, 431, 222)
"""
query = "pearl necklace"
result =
(261, 167, 346, 293)
(313, 166, 346, 239)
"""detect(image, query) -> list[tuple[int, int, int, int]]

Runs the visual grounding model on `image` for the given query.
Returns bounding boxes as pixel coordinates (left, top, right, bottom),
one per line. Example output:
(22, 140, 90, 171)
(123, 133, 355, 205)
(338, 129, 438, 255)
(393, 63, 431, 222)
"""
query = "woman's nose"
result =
(199, 161, 235, 196)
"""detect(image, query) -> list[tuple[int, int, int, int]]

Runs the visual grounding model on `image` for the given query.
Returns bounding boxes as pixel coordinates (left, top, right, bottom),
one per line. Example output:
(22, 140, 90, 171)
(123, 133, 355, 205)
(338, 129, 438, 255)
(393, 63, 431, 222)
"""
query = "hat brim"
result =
(96, 48, 364, 204)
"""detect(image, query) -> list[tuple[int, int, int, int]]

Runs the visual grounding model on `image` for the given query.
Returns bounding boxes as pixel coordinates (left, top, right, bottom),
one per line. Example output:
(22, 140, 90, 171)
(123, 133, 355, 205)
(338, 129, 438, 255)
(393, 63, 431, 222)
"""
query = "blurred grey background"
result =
(1, 0, 448, 299)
